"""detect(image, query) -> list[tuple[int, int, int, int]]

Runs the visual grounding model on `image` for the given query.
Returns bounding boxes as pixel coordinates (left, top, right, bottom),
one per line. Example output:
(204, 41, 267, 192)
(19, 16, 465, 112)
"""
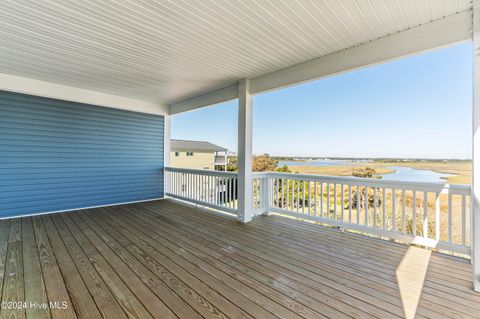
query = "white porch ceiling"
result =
(0, 0, 473, 109)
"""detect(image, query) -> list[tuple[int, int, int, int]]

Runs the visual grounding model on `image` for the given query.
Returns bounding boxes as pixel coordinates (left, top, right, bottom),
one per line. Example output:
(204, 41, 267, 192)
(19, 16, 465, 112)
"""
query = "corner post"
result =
(164, 114, 171, 196)
(473, 0, 480, 292)
(237, 79, 253, 223)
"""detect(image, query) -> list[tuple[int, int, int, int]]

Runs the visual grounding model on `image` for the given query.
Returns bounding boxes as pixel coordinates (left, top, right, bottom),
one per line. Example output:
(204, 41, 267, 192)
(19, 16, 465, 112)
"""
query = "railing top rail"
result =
(165, 167, 470, 193)
(268, 171, 471, 193)
(165, 166, 238, 177)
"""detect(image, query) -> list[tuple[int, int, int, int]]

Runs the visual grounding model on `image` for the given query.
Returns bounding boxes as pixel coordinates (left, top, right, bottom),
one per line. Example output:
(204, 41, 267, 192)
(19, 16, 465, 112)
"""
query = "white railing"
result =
(165, 167, 472, 255)
(214, 155, 227, 165)
(253, 172, 268, 215)
(165, 167, 238, 214)
(268, 172, 471, 255)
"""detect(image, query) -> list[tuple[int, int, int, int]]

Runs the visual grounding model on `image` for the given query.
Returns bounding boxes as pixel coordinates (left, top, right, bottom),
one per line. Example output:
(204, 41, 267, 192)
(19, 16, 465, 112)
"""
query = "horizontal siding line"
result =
(0, 140, 165, 150)
(0, 169, 164, 177)
(0, 159, 163, 164)
(0, 119, 164, 139)
(0, 134, 165, 146)
(1, 174, 163, 185)
(1, 171, 163, 180)
(0, 180, 164, 190)
(0, 105, 164, 130)
(0, 129, 164, 144)
(1, 180, 163, 188)
(0, 144, 164, 152)
(0, 165, 164, 170)
(0, 193, 165, 217)
(0, 102, 164, 127)
(0, 180, 163, 198)
(0, 188, 163, 210)
(0, 154, 165, 160)
(2, 183, 163, 192)
(0, 197, 165, 220)
(0, 169, 164, 176)
(0, 110, 161, 126)
(1, 194, 164, 214)
(0, 189, 164, 203)
(1, 181, 164, 192)
(0, 110, 164, 135)
(0, 148, 164, 155)
(0, 101, 164, 125)
(0, 159, 164, 164)
(0, 91, 164, 121)
(1, 147, 164, 153)
(0, 163, 162, 168)
(1, 179, 163, 193)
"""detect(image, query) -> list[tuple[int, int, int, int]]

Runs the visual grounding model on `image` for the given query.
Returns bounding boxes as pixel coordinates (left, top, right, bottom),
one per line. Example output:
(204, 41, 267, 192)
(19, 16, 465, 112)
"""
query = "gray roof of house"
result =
(171, 139, 227, 152)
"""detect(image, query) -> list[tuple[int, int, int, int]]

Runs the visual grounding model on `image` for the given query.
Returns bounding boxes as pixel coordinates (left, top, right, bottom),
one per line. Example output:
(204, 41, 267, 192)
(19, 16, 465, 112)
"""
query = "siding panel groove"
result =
(0, 91, 164, 217)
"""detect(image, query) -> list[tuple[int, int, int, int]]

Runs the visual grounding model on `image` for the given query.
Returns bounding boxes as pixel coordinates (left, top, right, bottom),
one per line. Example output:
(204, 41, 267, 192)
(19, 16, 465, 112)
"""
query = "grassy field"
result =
(289, 160, 472, 185)
(289, 165, 395, 177)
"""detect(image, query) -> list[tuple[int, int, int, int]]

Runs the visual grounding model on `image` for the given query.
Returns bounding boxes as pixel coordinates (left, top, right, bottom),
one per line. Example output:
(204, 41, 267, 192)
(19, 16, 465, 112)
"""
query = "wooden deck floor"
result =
(0, 199, 479, 319)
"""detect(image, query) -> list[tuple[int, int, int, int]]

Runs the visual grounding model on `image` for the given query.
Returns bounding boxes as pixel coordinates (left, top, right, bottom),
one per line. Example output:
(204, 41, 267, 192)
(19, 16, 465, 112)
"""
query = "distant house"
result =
(170, 139, 228, 170)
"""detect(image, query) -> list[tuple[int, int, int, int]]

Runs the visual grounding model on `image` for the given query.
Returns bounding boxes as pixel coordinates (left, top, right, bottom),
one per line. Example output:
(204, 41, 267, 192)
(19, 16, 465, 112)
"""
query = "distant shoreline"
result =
(273, 157, 471, 163)
(281, 159, 471, 185)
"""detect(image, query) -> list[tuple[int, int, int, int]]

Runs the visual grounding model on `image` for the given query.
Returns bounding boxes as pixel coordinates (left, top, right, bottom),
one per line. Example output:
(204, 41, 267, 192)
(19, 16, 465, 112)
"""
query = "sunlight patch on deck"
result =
(396, 246, 432, 319)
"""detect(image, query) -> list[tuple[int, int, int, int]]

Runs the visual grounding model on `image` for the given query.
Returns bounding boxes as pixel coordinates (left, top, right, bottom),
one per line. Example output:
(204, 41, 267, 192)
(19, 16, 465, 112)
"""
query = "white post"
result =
(264, 174, 272, 216)
(164, 115, 171, 195)
(237, 79, 253, 223)
(473, 0, 480, 292)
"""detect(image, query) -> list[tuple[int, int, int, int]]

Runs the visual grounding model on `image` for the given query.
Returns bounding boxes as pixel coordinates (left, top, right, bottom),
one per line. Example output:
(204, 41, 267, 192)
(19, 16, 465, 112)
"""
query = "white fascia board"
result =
(471, 0, 480, 292)
(169, 11, 472, 114)
(250, 10, 473, 94)
(0, 73, 168, 115)
(169, 84, 238, 115)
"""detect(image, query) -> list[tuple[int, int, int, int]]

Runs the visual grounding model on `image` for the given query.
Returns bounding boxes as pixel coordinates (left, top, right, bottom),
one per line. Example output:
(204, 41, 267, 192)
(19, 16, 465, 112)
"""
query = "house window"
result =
(186, 152, 194, 156)
(175, 152, 179, 157)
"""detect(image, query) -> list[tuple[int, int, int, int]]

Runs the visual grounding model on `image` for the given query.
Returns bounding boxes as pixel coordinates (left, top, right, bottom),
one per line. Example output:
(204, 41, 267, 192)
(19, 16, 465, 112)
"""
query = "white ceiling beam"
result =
(170, 11, 472, 114)
(169, 84, 238, 115)
(250, 10, 472, 95)
(0, 73, 168, 115)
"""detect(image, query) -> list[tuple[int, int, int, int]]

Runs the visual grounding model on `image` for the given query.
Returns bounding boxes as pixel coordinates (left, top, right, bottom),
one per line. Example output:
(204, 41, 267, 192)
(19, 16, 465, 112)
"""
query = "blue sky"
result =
(172, 43, 472, 159)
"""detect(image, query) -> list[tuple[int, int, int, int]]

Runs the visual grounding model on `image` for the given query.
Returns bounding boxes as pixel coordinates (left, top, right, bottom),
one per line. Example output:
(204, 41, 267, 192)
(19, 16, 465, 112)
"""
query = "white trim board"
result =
(169, 84, 238, 115)
(0, 197, 165, 220)
(0, 73, 169, 115)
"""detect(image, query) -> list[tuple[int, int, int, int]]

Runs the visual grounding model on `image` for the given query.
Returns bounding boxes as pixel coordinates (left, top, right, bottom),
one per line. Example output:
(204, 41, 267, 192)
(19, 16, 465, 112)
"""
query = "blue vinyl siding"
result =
(0, 90, 164, 217)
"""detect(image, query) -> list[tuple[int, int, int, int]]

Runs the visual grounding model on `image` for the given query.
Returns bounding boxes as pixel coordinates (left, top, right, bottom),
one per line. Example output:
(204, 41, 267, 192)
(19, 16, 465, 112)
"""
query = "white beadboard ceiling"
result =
(0, 0, 473, 107)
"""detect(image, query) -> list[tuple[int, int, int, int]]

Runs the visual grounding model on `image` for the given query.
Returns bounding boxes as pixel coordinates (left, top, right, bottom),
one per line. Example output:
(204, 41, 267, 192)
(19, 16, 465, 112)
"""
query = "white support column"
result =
(237, 79, 253, 223)
(473, 0, 480, 292)
(164, 115, 171, 195)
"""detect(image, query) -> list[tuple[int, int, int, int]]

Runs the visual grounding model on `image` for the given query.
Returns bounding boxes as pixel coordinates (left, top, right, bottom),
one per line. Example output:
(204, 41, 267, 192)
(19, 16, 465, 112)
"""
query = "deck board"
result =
(2, 219, 24, 319)
(0, 199, 478, 319)
(23, 218, 50, 319)
(31, 216, 76, 319)
(42, 214, 102, 319)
